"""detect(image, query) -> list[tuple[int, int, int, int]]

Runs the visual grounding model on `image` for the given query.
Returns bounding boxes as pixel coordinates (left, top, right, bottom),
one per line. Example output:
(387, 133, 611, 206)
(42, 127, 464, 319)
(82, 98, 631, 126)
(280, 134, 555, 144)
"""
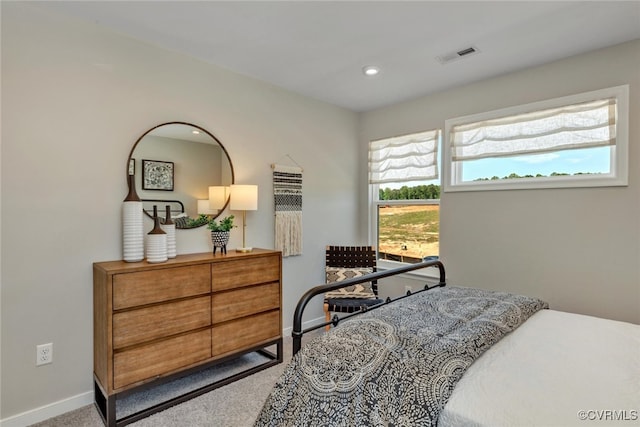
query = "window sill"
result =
(377, 259, 442, 280)
(444, 174, 627, 192)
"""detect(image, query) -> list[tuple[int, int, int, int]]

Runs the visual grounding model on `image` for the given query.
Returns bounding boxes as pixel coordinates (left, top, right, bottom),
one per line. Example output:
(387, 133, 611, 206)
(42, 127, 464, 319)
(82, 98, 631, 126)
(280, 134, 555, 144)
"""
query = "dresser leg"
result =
(107, 395, 116, 427)
(94, 379, 116, 427)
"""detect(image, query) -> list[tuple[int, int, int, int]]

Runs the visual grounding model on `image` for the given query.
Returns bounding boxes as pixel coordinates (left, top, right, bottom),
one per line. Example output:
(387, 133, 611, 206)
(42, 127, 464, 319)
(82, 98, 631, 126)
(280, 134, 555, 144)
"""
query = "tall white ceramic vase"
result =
(146, 206, 168, 263)
(122, 175, 144, 262)
(161, 205, 177, 258)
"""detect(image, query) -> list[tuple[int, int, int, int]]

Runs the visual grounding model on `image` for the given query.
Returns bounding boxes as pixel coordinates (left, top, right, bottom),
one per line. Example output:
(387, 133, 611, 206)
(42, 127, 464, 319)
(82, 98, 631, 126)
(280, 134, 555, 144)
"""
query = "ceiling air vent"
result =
(436, 45, 480, 64)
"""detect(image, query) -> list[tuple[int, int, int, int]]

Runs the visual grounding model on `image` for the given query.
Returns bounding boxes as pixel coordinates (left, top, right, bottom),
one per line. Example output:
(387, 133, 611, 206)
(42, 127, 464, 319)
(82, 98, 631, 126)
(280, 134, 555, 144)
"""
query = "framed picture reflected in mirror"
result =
(142, 159, 174, 191)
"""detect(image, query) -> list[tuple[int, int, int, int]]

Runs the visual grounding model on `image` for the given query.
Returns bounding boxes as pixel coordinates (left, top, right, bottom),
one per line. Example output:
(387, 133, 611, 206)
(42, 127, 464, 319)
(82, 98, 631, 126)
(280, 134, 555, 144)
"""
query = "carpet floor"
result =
(30, 332, 318, 427)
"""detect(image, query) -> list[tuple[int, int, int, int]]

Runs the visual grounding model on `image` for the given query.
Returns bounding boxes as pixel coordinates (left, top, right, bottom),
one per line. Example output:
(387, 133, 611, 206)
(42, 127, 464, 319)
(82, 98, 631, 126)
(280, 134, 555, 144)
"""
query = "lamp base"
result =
(236, 247, 253, 253)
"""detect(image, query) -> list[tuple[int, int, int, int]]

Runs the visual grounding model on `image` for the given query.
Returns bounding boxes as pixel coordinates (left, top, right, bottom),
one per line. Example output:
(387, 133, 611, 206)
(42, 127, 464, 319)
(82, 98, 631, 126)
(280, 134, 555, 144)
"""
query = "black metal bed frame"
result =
(141, 199, 185, 217)
(292, 259, 446, 354)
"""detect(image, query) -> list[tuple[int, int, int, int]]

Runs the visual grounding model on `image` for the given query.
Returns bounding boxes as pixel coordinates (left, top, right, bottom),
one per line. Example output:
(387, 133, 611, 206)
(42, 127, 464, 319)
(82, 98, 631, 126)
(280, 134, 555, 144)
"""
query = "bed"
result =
(255, 260, 640, 426)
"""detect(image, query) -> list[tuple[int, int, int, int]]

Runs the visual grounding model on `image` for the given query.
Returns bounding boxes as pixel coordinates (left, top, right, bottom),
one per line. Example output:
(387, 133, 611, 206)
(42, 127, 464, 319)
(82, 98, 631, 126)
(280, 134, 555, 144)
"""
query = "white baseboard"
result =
(282, 315, 325, 337)
(0, 319, 325, 427)
(0, 391, 93, 427)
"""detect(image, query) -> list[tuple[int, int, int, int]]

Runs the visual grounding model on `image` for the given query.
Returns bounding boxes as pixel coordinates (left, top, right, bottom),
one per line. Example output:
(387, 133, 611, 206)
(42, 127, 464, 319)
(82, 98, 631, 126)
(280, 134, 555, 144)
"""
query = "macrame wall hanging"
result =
(272, 158, 303, 257)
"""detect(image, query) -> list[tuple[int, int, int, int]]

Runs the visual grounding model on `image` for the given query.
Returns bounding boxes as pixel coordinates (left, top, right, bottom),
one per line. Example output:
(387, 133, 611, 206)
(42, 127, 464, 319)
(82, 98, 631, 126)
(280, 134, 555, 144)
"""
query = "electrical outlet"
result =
(36, 343, 53, 366)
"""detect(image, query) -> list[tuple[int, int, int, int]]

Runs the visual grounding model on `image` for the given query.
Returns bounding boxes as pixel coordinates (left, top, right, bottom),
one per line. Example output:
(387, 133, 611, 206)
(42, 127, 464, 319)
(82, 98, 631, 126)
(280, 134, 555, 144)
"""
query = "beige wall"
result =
(361, 40, 640, 325)
(1, 3, 360, 421)
(3, 1, 639, 424)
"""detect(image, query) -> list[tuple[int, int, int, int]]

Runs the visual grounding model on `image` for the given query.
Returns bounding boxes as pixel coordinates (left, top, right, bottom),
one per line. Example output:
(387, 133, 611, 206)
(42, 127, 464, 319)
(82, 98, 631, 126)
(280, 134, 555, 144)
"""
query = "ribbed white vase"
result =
(161, 223, 176, 258)
(123, 202, 144, 262)
(161, 205, 177, 259)
(146, 205, 168, 263)
(122, 175, 144, 262)
(146, 233, 168, 263)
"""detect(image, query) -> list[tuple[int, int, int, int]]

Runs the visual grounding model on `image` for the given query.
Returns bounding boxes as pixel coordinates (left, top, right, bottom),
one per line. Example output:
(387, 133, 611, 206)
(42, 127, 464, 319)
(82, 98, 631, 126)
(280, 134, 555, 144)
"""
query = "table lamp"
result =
(197, 199, 216, 216)
(208, 186, 229, 210)
(230, 184, 258, 252)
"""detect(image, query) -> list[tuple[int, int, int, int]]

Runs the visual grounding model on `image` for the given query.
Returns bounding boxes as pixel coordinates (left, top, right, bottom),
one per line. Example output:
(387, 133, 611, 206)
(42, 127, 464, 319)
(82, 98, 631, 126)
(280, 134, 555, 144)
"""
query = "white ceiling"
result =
(32, 1, 640, 112)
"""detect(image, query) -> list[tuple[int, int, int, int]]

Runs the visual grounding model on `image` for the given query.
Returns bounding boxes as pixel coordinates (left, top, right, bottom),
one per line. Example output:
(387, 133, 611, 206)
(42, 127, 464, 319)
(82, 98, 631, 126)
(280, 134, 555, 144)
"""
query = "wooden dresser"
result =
(93, 249, 282, 427)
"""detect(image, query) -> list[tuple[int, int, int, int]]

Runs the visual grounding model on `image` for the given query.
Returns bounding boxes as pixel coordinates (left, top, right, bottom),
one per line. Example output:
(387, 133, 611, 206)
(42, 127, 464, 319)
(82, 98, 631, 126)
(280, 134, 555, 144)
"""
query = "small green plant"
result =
(186, 214, 210, 228)
(207, 215, 235, 232)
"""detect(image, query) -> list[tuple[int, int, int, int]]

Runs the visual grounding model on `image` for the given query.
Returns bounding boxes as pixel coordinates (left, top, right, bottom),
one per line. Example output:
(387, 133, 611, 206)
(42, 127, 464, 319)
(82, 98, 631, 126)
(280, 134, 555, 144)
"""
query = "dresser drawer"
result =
(113, 329, 211, 390)
(212, 310, 280, 356)
(113, 264, 210, 310)
(212, 282, 279, 324)
(113, 296, 211, 350)
(211, 255, 280, 291)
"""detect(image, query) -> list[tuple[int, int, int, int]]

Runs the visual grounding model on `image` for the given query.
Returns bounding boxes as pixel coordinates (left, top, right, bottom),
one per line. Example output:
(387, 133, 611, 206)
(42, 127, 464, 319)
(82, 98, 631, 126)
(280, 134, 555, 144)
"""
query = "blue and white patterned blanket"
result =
(255, 286, 548, 426)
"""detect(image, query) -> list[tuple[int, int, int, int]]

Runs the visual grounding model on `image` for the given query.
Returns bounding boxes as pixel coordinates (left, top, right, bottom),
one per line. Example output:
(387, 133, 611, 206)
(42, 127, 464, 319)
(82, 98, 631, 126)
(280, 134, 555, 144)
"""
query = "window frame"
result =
(443, 85, 629, 192)
(368, 129, 442, 274)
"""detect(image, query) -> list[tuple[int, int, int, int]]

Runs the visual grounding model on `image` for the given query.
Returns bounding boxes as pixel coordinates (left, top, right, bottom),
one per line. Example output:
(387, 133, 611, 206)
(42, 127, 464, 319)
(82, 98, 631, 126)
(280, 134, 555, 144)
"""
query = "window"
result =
(444, 85, 629, 192)
(369, 129, 441, 265)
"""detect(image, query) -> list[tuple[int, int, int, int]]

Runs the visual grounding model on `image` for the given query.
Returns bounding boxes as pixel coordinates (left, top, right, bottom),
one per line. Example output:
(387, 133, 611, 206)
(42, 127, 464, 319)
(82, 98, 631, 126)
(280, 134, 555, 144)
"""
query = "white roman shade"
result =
(450, 98, 617, 161)
(369, 129, 439, 184)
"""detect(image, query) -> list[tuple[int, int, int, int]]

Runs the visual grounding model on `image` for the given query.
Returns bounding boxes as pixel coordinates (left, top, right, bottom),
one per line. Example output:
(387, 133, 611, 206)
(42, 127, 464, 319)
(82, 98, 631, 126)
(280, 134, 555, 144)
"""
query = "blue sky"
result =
(461, 146, 610, 181)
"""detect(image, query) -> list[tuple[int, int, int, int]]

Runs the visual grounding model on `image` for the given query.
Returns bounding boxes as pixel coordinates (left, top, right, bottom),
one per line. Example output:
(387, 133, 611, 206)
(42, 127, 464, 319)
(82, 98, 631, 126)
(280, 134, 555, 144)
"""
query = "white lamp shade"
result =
(209, 186, 229, 210)
(197, 199, 216, 215)
(230, 185, 258, 211)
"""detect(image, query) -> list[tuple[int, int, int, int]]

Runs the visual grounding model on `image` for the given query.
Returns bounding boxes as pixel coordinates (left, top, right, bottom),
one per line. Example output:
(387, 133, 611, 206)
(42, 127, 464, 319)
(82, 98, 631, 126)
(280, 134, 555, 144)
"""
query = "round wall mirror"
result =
(127, 122, 234, 229)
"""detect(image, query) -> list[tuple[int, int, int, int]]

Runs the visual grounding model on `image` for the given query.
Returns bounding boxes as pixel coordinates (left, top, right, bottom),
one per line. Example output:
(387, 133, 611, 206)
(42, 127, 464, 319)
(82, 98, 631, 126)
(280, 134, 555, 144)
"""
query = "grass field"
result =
(378, 205, 439, 261)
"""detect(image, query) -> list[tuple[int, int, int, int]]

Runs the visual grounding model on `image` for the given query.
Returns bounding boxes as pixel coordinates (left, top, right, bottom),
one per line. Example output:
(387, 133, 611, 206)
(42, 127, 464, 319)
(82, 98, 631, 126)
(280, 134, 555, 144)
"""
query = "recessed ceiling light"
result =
(192, 130, 200, 135)
(362, 66, 380, 76)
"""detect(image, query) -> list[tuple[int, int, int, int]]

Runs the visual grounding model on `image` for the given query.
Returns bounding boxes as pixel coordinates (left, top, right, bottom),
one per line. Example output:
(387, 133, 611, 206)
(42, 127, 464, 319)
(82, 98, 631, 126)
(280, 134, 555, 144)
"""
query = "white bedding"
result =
(439, 309, 640, 426)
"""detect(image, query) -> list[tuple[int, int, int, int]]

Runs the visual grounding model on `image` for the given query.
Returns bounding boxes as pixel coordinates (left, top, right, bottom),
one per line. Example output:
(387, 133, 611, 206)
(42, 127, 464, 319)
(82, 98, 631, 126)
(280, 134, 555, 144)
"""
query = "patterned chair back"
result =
(325, 245, 377, 295)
